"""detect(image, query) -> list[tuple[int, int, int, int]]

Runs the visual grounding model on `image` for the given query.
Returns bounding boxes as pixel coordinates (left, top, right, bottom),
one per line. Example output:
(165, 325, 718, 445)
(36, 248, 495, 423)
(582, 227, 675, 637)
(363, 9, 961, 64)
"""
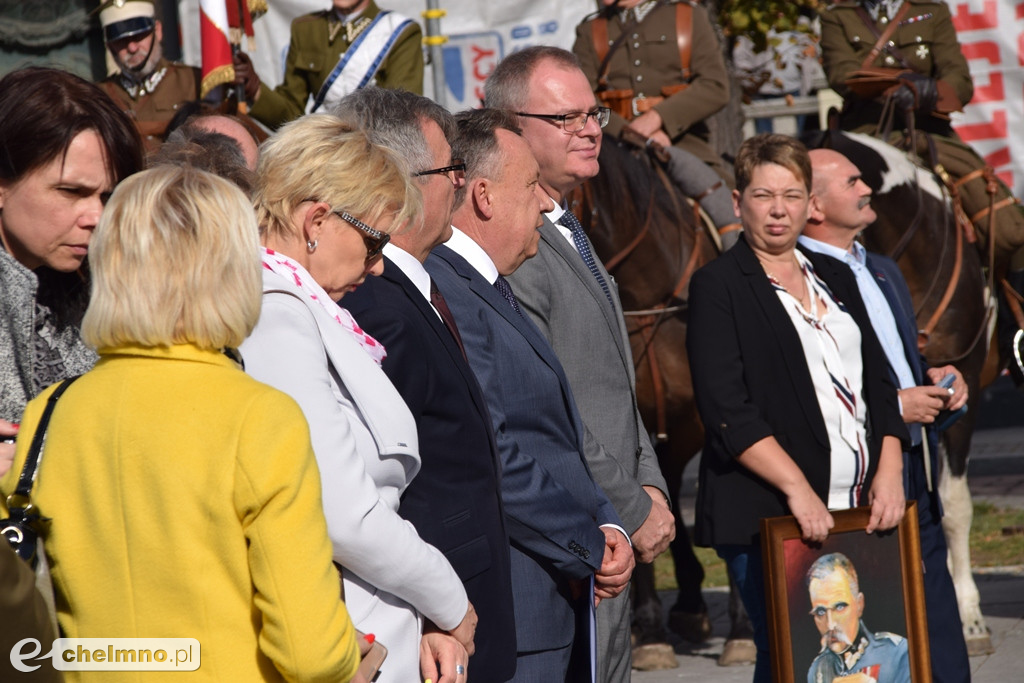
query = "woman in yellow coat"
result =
(1, 165, 360, 681)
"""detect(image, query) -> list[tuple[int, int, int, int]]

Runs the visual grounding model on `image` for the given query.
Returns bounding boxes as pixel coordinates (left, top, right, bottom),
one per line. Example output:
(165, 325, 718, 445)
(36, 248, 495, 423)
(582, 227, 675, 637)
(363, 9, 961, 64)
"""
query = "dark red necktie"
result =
(430, 279, 467, 361)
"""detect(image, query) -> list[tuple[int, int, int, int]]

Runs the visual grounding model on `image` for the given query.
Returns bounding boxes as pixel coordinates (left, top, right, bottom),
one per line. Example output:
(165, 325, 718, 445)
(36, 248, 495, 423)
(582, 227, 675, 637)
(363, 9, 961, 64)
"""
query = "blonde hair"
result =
(254, 113, 421, 243)
(82, 165, 261, 350)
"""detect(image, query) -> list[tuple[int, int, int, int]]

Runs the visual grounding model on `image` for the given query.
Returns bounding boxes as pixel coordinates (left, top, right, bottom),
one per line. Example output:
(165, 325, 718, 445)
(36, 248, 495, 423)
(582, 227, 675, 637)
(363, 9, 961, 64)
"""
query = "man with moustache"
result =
(806, 553, 910, 683)
(486, 45, 674, 680)
(426, 107, 634, 682)
(800, 148, 971, 683)
(97, 0, 202, 153)
(234, 0, 423, 130)
(338, 89, 516, 682)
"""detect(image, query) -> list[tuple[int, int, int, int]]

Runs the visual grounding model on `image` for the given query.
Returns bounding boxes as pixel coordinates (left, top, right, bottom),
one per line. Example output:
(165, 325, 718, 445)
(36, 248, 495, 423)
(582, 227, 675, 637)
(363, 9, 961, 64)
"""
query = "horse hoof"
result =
(718, 638, 757, 667)
(966, 633, 995, 656)
(668, 606, 712, 643)
(631, 643, 678, 671)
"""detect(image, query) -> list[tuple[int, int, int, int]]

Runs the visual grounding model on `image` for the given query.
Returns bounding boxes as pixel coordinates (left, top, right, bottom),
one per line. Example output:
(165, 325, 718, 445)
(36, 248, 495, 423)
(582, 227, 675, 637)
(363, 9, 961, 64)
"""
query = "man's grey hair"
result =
(806, 552, 860, 595)
(332, 87, 456, 181)
(451, 108, 521, 206)
(153, 128, 254, 196)
(483, 45, 583, 112)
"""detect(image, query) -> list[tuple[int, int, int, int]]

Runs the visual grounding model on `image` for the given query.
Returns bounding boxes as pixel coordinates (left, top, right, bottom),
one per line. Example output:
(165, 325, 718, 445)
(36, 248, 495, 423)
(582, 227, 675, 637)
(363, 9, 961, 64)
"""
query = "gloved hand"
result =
(233, 51, 261, 103)
(892, 72, 939, 112)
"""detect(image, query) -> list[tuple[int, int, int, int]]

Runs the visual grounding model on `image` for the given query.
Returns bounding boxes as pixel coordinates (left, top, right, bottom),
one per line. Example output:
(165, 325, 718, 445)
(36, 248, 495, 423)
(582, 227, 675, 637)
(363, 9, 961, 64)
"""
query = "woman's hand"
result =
(0, 419, 18, 478)
(420, 630, 468, 683)
(787, 483, 834, 543)
(866, 436, 906, 534)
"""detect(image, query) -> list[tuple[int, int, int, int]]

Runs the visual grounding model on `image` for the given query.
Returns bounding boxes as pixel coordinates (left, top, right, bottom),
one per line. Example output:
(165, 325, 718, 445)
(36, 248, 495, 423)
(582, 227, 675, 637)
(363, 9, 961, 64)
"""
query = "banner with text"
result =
(949, 0, 1024, 197)
(178, 0, 595, 109)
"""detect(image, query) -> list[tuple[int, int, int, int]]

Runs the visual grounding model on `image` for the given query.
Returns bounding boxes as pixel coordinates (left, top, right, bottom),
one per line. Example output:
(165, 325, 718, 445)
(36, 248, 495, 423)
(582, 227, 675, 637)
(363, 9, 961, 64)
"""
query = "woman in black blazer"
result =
(686, 134, 909, 683)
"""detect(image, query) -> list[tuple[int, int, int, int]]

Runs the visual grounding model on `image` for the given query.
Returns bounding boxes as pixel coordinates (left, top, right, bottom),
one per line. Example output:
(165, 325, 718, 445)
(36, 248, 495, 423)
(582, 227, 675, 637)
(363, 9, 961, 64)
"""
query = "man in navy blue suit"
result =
(800, 148, 971, 683)
(336, 88, 515, 682)
(426, 107, 634, 682)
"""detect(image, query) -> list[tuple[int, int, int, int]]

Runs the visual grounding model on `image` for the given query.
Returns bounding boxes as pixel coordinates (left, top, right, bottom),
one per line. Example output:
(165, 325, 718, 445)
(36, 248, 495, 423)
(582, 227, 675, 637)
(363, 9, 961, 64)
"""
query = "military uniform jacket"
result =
(250, 0, 423, 129)
(820, 0, 973, 133)
(100, 58, 200, 152)
(573, 1, 729, 147)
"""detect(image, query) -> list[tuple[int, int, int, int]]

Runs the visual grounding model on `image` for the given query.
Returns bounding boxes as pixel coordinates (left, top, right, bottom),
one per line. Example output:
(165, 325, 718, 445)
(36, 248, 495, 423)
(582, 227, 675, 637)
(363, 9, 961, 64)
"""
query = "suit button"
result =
(583, 550, 591, 559)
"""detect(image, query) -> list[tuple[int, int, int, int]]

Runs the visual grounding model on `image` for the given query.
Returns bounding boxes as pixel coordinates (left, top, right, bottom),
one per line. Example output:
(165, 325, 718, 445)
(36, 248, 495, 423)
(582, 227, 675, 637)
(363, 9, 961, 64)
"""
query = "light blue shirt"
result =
(799, 236, 918, 394)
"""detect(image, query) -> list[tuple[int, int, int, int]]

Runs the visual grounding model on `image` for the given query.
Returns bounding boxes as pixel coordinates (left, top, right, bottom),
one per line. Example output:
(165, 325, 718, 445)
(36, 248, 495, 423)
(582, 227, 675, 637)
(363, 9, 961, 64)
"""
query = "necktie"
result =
(493, 275, 523, 316)
(429, 279, 467, 361)
(559, 211, 615, 310)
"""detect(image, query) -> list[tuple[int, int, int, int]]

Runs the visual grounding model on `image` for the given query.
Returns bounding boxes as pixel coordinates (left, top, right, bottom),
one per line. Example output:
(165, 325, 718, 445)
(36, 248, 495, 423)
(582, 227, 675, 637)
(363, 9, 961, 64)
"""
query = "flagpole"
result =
(422, 0, 448, 109)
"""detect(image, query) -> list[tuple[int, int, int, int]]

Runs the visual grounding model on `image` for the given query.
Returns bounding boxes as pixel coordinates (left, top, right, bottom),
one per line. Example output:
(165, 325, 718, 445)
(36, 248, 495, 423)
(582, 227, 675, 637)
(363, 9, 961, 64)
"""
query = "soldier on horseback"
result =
(820, 0, 1024, 376)
(573, 0, 742, 247)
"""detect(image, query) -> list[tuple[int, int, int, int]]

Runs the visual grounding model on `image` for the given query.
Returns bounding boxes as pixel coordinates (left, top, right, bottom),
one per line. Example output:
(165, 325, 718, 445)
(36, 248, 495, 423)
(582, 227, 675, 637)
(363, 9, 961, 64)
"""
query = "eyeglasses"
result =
(516, 107, 610, 133)
(414, 159, 467, 185)
(335, 210, 390, 260)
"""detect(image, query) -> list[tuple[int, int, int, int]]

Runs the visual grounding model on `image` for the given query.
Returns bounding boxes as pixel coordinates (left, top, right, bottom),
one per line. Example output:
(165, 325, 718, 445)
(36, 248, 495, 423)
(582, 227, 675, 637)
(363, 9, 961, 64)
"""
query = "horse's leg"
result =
(938, 434, 995, 655)
(630, 437, 684, 671)
(718, 570, 757, 666)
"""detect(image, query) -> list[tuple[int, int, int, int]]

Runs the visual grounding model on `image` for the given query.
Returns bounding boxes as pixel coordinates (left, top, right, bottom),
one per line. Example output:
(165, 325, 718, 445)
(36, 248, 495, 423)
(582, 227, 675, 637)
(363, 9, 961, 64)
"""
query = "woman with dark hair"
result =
(0, 66, 144, 447)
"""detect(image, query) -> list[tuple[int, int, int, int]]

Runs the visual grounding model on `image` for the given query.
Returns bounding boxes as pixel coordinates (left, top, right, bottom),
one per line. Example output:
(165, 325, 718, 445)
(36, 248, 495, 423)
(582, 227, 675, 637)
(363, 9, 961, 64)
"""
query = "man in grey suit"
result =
(426, 108, 635, 682)
(485, 45, 675, 681)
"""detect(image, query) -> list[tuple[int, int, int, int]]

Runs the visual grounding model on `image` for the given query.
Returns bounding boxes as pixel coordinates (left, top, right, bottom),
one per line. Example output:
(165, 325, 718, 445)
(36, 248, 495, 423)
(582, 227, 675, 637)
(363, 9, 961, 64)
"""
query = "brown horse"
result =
(572, 138, 721, 658)
(807, 129, 997, 654)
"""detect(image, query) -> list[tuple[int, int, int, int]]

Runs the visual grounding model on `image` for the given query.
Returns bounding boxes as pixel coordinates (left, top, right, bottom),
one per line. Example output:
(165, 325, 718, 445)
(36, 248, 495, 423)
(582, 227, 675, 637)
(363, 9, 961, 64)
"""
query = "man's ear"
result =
(154, 20, 163, 44)
(808, 192, 826, 225)
(856, 592, 865, 618)
(471, 178, 494, 220)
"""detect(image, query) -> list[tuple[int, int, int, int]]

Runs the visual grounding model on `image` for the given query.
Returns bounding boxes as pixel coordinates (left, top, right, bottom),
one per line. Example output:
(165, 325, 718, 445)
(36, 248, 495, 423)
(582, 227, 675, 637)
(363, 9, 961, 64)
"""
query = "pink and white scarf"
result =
(260, 247, 387, 365)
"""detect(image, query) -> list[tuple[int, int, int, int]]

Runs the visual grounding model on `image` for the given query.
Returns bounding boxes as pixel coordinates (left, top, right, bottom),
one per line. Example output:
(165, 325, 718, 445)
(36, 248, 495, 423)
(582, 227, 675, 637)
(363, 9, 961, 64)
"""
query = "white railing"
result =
(740, 88, 844, 138)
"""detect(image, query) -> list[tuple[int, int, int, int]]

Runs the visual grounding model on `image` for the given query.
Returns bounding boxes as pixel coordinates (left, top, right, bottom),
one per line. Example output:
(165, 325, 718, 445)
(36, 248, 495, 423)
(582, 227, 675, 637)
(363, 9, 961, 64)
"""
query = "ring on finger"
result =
(455, 664, 466, 675)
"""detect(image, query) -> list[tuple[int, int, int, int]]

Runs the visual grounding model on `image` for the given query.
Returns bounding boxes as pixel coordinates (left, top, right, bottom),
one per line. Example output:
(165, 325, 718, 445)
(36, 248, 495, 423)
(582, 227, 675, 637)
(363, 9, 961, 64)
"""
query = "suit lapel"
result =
(435, 245, 580, 424)
(538, 218, 633, 370)
(380, 258, 501, 462)
(865, 255, 923, 385)
(736, 240, 830, 449)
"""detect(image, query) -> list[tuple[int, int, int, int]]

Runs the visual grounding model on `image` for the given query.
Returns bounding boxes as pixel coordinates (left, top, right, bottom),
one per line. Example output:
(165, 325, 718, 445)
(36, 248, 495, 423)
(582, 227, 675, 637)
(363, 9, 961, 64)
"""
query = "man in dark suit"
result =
(801, 148, 971, 683)
(426, 107, 635, 682)
(485, 45, 675, 679)
(336, 88, 514, 681)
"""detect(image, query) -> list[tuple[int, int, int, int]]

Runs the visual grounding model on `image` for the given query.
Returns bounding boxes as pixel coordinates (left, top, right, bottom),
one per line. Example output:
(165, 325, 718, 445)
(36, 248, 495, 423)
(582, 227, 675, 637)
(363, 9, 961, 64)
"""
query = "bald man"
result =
(800, 148, 970, 683)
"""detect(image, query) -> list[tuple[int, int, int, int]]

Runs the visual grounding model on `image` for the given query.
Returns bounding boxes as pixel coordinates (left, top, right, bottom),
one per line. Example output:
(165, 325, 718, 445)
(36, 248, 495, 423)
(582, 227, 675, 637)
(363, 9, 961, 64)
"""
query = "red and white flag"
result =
(200, 0, 233, 98)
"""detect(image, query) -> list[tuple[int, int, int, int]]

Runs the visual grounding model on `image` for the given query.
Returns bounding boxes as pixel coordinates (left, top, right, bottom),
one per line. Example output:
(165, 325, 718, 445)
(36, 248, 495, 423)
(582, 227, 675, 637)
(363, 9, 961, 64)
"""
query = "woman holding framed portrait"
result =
(686, 133, 910, 683)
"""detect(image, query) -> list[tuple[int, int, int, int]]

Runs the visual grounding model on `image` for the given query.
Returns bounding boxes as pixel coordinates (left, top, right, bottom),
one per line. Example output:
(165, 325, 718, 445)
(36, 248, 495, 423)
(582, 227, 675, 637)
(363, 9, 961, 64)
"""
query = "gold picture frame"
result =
(760, 503, 930, 683)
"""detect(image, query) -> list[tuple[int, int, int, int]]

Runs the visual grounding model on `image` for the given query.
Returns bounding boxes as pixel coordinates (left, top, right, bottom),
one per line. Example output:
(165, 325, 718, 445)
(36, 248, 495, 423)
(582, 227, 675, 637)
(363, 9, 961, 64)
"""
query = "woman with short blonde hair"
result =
(242, 113, 477, 683)
(2, 165, 361, 682)
(82, 165, 260, 350)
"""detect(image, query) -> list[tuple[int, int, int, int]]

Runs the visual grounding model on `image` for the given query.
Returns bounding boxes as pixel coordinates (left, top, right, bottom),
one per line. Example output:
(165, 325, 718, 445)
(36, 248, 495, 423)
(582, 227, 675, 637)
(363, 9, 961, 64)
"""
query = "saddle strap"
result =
(970, 196, 1019, 226)
(1001, 278, 1024, 330)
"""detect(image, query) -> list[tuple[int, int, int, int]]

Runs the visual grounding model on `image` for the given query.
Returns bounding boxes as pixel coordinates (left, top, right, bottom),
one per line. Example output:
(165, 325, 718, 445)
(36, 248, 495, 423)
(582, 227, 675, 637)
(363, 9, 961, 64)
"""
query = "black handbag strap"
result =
(11, 376, 80, 504)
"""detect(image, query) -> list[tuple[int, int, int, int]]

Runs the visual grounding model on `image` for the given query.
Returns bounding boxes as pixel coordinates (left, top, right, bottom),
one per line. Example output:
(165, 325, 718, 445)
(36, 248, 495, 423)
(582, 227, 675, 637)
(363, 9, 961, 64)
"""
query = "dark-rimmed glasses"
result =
(413, 159, 466, 184)
(515, 107, 610, 133)
(335, 210, 390, 260)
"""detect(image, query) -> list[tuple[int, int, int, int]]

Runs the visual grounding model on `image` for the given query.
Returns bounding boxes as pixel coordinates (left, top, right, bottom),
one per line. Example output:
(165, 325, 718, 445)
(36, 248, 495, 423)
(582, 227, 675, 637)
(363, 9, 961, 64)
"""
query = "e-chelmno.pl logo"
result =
(10, 638, 200, 672)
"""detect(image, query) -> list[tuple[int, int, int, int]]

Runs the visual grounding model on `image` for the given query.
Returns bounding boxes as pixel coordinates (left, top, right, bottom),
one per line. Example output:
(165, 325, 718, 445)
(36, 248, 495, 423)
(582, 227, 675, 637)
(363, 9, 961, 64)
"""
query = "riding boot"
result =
(1000, 267, 1024, 386)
